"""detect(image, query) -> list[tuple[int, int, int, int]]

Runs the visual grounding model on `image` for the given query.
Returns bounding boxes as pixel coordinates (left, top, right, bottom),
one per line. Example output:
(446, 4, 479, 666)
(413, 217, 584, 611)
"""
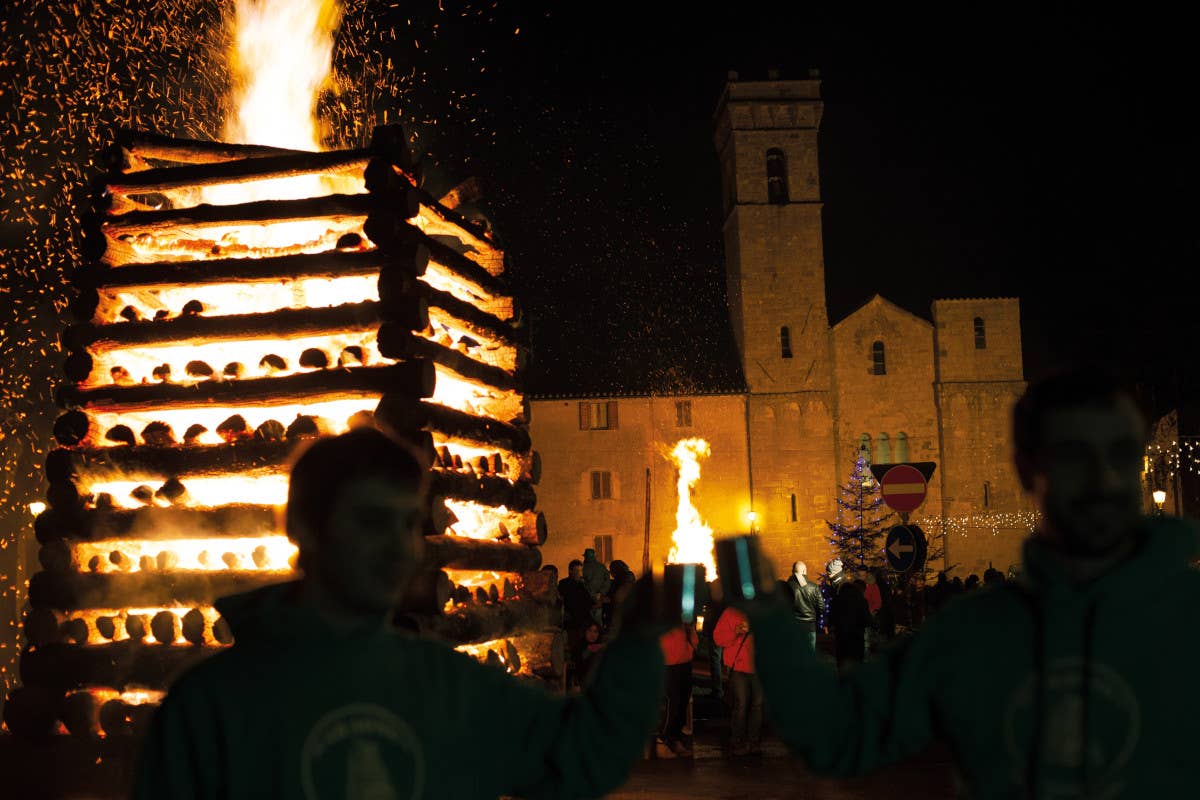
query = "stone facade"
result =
(530, 76, 1029, 578)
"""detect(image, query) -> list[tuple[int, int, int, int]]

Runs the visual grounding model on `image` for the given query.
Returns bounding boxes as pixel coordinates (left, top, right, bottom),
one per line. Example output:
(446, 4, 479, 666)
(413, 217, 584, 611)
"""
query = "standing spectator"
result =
(558, 559, 595, 665)
(983, 565, 1005, 586)
(964, 574, 980, 591)
(872, 569, 897, 641)
(576, 622, 606, 685)
(701, 580, 725, 701)
(863, 571, 882, 657)
(581, 548, 612, 624)
(819, 558, 846, 634)
(785, 561, 824, 652)
(713, 606, 760, 756)
(656, 624, 699, 758)
(830, 571, 873, 673)
(605, 560, 636, 628)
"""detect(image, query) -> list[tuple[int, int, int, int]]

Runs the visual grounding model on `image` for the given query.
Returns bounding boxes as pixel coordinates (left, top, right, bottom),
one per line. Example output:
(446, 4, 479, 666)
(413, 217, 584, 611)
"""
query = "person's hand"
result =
(735, 622, 750, 635)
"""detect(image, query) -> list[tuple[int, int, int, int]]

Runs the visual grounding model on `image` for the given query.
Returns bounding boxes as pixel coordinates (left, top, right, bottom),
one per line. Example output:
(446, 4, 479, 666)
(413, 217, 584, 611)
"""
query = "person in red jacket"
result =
(657, 624, 699, 757)
(713, 606, 760, 755)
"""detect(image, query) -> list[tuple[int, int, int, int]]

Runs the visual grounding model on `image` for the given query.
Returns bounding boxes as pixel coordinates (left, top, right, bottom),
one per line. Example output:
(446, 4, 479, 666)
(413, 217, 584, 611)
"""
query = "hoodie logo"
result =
(301, 703, 425, 800)
(1003, 659, 1140, 799)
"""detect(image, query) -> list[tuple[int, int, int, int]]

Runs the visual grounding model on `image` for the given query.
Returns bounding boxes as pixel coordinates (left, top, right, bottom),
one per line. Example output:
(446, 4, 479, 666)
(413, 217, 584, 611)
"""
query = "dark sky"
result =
(400, 4, 1198, 411)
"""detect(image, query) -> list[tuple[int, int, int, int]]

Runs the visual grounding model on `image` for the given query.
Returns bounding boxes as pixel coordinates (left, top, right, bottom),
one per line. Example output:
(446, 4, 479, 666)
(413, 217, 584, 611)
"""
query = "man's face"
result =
(569, 564, 583, 581)
(1024, 397, 1145, 556)
(317, 476, 427, 614)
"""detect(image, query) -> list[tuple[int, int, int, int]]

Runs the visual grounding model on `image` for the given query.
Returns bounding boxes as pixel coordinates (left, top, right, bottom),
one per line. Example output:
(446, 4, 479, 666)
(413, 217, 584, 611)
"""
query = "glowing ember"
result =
(69, 606, 223, 645)
(442, 499, 525, 542)
(667, 438, 716, 574)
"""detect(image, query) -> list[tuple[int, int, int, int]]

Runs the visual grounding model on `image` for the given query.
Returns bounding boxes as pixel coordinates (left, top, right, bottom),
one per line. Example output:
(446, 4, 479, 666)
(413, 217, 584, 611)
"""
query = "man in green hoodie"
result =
(132, 428, 665, 799)
(740, 368, 1200, 798)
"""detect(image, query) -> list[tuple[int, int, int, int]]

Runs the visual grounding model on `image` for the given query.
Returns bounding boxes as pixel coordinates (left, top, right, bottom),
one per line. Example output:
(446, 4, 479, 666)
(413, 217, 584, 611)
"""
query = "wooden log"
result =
(18, 638, 211, 695)
(414, 597, 555, 646)
(34, 504, 278, 544)
(101, 192, 415, 239)
(365, 218, 511, 308)
(98, 699, 157, 737)
(116, 128, 307, 164)
(24, 608, 64, 647)
(75, 244, 427, 296)
(63, 300, 424, 353)
(420, 283, 526, 353)
(27, 570, 290, 611)
(377, 325, 518, 390)
(508, 629, 567, 679)
(520, 568, 557, 603)
(397, 569, 453, 614)
(56, 360, 436, 413)
(60, 691, 101, 737)
(2, 686, 64, 737)
(105, 149, 373, 196)
(429, 471, 537, 513)
(375, 396, 532, 455)
(423, 535, 540, 572)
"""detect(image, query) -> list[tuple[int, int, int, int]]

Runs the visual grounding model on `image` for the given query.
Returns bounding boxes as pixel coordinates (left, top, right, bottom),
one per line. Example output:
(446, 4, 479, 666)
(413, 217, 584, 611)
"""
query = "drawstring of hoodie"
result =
(1080, 602, 1098, 798)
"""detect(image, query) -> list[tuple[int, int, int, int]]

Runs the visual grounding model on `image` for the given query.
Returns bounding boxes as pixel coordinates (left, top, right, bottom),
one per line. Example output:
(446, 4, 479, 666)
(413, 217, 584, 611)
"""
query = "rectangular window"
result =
(675, 400, 692, 427)
(781, 326, 793, 359)
(983, 481, 991, 507)
(578, 401, 617, 430)
(593, 535, 614, 564)
(790, 493, 797, 522)
(591, 470, 613, 500)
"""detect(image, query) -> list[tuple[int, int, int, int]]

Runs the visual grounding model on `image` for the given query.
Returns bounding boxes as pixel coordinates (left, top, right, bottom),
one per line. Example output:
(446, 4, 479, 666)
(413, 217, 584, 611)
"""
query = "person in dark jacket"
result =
(558, 559, 594, 634)
(133, 429, 665, 800)
(737, 368, 1200, 798)
(829, 571, 874, 672)
(605, 559, 637, 628)
(785, 561, 824, 651)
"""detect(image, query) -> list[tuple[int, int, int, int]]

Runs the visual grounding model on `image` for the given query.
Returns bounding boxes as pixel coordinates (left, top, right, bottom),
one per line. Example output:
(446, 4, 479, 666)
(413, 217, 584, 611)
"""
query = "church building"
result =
(530, 74, 1031, 578)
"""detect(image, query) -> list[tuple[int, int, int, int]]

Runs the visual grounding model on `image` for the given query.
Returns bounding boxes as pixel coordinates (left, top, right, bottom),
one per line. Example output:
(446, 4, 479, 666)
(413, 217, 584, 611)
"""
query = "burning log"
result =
(98, 699, 155, 737)
(60, 691, 101, 737)
(28, 570, 289, 611)
(507, 630, 567, 679)
(114, 128, 305, 165)
(429, 472, 537, 513)
(423, 535, 541, 572)
(35, 504, 272, 544)
(63, 300, 425, 355)
(377, 325, 518, 390)
(375, 397, 532, 455)
(104, 149, 374, 196)
(2, 687, 64, 737)
(56, 360, 436, 415)
(20, 642, 215, 693)
(397, 569, 453, 614)
(415, 597, 556, 646)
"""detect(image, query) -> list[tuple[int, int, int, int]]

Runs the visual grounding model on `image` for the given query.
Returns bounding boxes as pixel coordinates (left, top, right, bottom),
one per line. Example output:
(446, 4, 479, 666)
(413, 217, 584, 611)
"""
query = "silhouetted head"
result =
(568, 560, 583, 581)
(286, 429, 429, 616)
(583, 547, 597, 561)
(1013, 367, 1146, 557)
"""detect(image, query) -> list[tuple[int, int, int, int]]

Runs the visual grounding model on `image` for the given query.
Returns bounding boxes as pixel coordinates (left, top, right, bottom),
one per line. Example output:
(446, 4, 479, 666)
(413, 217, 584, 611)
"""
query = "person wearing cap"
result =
(733, 368, 1200, 798)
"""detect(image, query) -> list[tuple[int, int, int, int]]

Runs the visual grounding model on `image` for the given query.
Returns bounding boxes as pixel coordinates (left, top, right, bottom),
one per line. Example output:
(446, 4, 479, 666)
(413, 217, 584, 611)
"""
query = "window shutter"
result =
(579, 401, 589, 430)
(602, 471, 612, 499)
(607, 401, 618, 429)
(591, 471, 601, 499)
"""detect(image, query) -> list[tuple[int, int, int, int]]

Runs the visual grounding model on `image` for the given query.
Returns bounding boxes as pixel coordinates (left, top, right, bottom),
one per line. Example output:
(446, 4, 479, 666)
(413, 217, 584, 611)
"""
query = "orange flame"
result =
(667, 438, 716, 574)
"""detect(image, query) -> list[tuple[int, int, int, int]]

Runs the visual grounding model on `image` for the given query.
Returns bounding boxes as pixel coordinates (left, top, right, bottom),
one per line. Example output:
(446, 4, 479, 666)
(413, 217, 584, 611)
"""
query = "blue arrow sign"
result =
(885, 525, 927, 572)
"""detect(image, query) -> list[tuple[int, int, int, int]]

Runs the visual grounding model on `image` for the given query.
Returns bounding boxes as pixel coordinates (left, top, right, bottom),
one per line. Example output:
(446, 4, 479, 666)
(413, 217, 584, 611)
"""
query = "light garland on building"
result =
(913, 511, 1041, 539)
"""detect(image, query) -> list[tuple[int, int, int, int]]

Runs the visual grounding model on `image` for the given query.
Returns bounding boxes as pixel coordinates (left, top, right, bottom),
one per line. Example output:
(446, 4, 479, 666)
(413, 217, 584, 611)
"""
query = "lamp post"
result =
(747, 510, 758, 535)
(1152, 489, 1167, 516)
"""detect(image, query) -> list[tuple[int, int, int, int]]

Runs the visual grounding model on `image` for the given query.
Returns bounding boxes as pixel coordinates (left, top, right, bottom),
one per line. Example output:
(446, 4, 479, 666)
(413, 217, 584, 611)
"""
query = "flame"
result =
(442, 499, 525, 542)
(67, 606, 224, 645)
(87, 476, 291, 509)
(83, 688, 167, 706)
(667, 438, 716, 574)
(444, 570, 510, 590)
(71, 536, 297, 573)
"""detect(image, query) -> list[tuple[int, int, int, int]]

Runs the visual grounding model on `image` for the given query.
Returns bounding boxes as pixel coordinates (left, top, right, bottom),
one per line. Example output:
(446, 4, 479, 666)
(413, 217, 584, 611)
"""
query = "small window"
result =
(974, 317, 987, 349)
(766, 148, 789, 204)
(593, 535, 613, 564)
(877, 433, 891, 464)
(675, 400, 692, 427)
(858, 434, 872, 462)
(578, 401, 618, 430)
(983, 481, 991, 508)
(590, 471, 613, 500)
(781, 326, 793, 359)
(896, 432, 909, 463)
(871, 341, 886, 375)
(790, 493, 797, 522)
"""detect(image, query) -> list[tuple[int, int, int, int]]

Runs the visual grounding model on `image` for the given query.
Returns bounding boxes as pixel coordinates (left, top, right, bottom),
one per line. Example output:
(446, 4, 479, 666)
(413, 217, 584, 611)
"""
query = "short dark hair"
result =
(286, 428, 429, 548)
(568, 559, 583, 570)
(1012, 367, 1144, 460)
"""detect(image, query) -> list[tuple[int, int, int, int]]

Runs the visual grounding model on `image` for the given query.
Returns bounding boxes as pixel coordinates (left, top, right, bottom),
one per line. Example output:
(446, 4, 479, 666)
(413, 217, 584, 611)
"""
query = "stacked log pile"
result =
(4, 127, 562, 739)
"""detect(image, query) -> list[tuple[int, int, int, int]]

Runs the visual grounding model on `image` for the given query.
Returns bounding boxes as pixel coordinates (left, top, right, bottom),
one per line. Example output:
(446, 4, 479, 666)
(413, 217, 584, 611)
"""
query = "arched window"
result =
(974, 317, 986, 349)
(858, 434, 872, 462)
(877, 433, 891, 464)
(780, 326, 793, 359)
(871, 341, 887, 375)
(895, 432, 909, 463)
(766, 148, 789, 204)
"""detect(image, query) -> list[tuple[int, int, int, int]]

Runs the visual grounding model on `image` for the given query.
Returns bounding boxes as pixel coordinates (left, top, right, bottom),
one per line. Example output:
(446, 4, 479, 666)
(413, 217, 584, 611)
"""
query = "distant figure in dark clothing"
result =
(983, 565, 1005, 586)
(576, 622, 606, 684)
(133, 429, 665, 800)
(872, 569, 896, 640)
(830, 571, 873, 673)
(558, 559, 594, 633)
(605, 559, 636, 628)
(785, 561, 824, 651)
(582, 548, 612, 625)
(965, 574, 980, 591)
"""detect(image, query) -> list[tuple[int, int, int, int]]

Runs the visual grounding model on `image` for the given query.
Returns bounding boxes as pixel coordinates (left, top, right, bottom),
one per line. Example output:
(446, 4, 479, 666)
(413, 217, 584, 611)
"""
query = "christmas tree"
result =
(826, 451, 895, 573)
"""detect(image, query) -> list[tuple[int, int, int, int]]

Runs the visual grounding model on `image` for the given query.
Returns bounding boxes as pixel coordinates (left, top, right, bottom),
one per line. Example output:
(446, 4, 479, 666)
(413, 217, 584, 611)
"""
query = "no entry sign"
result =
(879, 464, 927, 513)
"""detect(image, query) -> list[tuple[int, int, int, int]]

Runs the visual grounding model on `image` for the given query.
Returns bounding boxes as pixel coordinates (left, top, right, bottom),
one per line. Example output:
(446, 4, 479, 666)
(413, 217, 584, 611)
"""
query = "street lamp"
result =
(747, 510, 758, 534)
(1152, 490, 1167, 515)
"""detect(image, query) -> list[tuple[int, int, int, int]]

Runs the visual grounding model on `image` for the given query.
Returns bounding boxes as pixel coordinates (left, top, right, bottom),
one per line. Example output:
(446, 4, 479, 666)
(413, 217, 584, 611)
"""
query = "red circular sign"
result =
(880, 465, 928, 512)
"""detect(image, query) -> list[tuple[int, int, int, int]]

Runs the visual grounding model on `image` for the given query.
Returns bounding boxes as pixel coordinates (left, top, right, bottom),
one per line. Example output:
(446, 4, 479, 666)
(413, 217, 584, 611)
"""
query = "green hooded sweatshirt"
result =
(131, 582, 664, 799)
(749, 516, 1200, 798)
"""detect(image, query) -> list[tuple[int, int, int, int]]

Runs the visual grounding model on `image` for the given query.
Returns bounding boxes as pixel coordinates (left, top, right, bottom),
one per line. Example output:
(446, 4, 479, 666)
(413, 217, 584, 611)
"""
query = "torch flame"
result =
(667, 438, 716, 574)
